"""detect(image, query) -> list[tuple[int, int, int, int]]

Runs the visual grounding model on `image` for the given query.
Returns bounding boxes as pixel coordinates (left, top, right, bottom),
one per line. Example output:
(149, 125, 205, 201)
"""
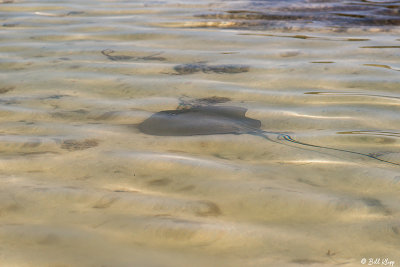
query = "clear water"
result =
(1, 0, 400, 266)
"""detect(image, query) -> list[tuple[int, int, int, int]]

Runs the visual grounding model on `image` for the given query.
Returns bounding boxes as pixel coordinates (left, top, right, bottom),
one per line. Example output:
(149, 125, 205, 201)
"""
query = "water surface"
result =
(1, 0, 400, 266)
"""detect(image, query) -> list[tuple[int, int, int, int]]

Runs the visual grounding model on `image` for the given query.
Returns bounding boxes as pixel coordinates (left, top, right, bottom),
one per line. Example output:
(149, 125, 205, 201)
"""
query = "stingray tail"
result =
(251, 130, 321, 152)
(279, 134, 400, 167)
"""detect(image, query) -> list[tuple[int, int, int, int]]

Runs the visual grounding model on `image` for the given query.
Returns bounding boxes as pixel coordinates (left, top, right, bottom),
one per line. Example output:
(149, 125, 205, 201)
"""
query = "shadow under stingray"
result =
(138, 104, 400, 167)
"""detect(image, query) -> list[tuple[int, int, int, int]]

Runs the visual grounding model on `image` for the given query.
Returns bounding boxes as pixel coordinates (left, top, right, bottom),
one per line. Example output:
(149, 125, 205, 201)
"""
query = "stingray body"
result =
(138, 105, 261, 136)
(138, 104, 400, 167)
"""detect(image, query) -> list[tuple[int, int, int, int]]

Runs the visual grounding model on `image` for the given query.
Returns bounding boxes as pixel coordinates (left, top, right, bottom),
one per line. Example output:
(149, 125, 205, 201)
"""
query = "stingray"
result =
(138, 105, 400, 167)
(139, 105, 260, 136)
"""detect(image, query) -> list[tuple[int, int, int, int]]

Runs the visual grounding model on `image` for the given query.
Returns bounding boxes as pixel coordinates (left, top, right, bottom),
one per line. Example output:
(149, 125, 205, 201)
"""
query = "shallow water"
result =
(1, 0, 400, 266)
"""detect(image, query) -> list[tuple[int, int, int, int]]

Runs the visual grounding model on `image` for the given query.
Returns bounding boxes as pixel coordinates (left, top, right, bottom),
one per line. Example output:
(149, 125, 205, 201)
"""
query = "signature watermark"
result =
(361, 258, 395, 266)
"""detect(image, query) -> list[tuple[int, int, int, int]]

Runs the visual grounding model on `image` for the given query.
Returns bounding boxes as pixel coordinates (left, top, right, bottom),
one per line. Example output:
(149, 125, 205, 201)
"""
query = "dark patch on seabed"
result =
(148, 178, 171, 187)
(173, 63, 249, 75)
(361, 197, 391, 215)
(194, 200, 221, 217)
(177, 96, 231, 110)
(291, 258, 325, 264)
(0, 86, 15, 94)
(196, 0, 400, 29)
(101, 49, 166, 61)
(60, 139, 99, 151)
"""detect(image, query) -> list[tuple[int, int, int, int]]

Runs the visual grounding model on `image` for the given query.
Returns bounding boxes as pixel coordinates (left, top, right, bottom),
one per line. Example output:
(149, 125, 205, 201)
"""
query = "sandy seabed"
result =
(1, 0, 400, 266)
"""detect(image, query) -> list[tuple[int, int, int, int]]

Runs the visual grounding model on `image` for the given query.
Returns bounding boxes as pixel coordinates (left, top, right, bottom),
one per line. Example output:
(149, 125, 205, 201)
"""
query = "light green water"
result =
(1, 0, 400, 266)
